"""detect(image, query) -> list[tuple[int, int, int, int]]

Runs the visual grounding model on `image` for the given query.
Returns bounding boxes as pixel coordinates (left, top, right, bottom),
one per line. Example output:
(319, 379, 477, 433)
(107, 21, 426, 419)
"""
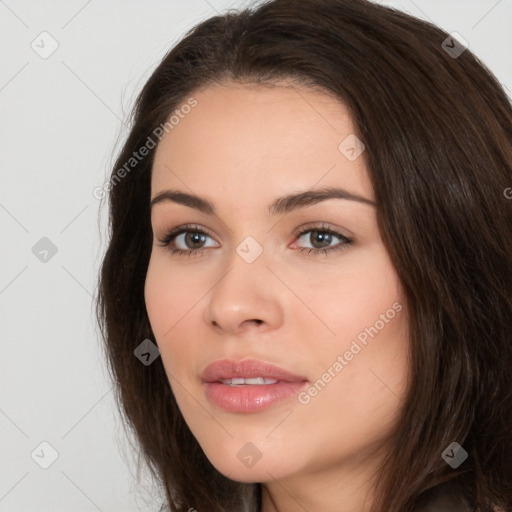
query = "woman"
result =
(96, 0, 512, 511)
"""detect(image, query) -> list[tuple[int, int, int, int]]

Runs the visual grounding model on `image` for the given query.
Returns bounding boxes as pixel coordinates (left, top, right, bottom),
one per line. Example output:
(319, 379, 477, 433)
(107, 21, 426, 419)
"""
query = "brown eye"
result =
(305, 230, 334, 249)
(182, 231, 208, 249)
(157, 225, 218, 256)
(292, 225, 353, 256)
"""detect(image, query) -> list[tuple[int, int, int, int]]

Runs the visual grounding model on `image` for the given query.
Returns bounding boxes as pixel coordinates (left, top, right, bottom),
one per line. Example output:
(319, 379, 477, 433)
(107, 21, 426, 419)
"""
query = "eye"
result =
(156, 222, 353, 257)
(291, 223, 353, 256)
(157, 224, 218, 257)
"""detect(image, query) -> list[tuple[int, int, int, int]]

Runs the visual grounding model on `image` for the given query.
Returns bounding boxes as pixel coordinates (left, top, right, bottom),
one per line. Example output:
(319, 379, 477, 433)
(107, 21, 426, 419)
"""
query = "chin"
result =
(204, 447, 294, 483)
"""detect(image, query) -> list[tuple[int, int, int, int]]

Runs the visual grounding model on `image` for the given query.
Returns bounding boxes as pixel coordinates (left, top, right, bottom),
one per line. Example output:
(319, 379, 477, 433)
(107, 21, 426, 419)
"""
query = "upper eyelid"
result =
(160, 222, 349, 235)
(158, 223, 353, 245)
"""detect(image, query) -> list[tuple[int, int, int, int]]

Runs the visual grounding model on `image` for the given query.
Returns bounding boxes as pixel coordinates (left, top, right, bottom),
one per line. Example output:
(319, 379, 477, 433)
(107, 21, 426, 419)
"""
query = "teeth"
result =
(219, 377, 279, 386)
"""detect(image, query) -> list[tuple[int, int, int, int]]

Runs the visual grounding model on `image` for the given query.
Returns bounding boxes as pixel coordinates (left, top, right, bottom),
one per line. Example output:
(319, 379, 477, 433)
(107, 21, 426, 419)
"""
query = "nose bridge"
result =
(203, 233, 282, 333)
(216, 233, 269, 302)
(234, 234, 265, 266)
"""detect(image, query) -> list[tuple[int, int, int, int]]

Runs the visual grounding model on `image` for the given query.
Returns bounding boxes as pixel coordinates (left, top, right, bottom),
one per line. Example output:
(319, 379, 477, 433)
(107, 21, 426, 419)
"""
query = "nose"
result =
(203, 249, 284, 336)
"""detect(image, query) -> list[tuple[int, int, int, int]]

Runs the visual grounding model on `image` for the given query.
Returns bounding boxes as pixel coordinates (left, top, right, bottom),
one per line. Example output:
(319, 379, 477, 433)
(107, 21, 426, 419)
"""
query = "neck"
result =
(259, 455, 382, 512)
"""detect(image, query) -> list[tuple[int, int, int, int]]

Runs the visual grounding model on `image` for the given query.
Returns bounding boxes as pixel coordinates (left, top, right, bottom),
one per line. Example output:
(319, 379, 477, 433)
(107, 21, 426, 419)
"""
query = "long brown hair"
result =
(95, 0, 512, 510)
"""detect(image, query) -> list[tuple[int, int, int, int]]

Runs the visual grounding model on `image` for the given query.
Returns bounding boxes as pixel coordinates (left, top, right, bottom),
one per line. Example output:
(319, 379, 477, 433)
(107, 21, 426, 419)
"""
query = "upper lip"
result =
(201, 358, 308, 383)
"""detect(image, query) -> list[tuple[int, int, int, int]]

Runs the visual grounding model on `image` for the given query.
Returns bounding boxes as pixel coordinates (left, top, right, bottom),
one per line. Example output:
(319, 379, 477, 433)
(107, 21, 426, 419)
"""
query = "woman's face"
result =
(145, 82, 410, 496)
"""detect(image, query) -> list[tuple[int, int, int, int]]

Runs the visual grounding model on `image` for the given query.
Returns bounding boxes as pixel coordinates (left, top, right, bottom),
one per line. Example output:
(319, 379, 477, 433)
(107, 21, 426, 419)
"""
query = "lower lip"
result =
(204, 381, 308, 413)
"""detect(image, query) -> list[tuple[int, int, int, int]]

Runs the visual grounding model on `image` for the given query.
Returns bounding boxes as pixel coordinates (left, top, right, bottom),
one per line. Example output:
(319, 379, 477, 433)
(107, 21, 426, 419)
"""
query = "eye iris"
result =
(310, 231, 331, 249)
(185, 232, 206, 248)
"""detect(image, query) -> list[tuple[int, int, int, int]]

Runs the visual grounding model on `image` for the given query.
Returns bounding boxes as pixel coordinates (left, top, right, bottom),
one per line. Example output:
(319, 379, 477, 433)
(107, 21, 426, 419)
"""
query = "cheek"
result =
(304, 248, 409, 410)
(144, 255, 201, 337)
(303, 309, 409, 458)
(144, 258, 172, 337)
(145, 258, 187, 375)
(308, 248, 404, 341)
(144, 255, 208, 381)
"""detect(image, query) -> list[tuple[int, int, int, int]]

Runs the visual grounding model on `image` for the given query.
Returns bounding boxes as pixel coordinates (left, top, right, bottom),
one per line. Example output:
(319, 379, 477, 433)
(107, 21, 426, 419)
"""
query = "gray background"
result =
(0, 0, 510, 510)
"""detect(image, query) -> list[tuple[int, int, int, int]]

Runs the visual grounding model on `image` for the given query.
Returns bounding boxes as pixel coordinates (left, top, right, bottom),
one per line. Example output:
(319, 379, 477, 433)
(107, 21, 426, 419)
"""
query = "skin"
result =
(144, 81, 411, 512)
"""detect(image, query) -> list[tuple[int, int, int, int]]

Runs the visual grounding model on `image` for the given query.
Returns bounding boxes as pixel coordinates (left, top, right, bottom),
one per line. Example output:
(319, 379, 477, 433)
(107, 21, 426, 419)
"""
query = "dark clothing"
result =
(421, 481, 475, 512)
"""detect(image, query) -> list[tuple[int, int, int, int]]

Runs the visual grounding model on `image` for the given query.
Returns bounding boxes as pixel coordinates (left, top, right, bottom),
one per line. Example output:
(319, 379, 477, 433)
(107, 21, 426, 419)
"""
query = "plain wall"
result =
(0, 0, 510, 510)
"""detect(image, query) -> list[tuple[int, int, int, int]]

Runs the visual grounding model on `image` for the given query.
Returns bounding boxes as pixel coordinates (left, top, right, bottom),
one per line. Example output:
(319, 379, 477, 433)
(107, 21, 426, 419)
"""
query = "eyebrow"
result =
(150, 186, 376, 215)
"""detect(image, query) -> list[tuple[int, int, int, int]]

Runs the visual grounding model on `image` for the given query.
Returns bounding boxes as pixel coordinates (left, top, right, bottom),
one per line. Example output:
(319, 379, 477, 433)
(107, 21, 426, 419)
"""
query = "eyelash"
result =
(156, 223, 353, 258)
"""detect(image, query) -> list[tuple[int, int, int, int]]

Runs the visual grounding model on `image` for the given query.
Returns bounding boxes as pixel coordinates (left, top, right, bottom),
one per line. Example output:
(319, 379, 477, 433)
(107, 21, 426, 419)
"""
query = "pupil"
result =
(311, 231, 331, 248)
(186, 232, 205, 248)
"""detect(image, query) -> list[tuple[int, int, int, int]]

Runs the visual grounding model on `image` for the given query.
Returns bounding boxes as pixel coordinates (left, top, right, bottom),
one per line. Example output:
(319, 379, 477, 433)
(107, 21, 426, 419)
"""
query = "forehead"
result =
(151, 82, 372, 204)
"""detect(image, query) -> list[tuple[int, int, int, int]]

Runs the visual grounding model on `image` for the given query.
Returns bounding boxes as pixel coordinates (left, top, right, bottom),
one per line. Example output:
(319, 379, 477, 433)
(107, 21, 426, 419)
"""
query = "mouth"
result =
(201, 358, 309, 413)
(201, 358, 308, 383)
(217, 377, 280, 386)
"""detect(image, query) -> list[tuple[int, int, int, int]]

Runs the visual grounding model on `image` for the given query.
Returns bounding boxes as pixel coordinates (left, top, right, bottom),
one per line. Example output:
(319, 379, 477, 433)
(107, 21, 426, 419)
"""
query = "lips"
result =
(201, 359, 309, 413)
(201, 358, 308, 384)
